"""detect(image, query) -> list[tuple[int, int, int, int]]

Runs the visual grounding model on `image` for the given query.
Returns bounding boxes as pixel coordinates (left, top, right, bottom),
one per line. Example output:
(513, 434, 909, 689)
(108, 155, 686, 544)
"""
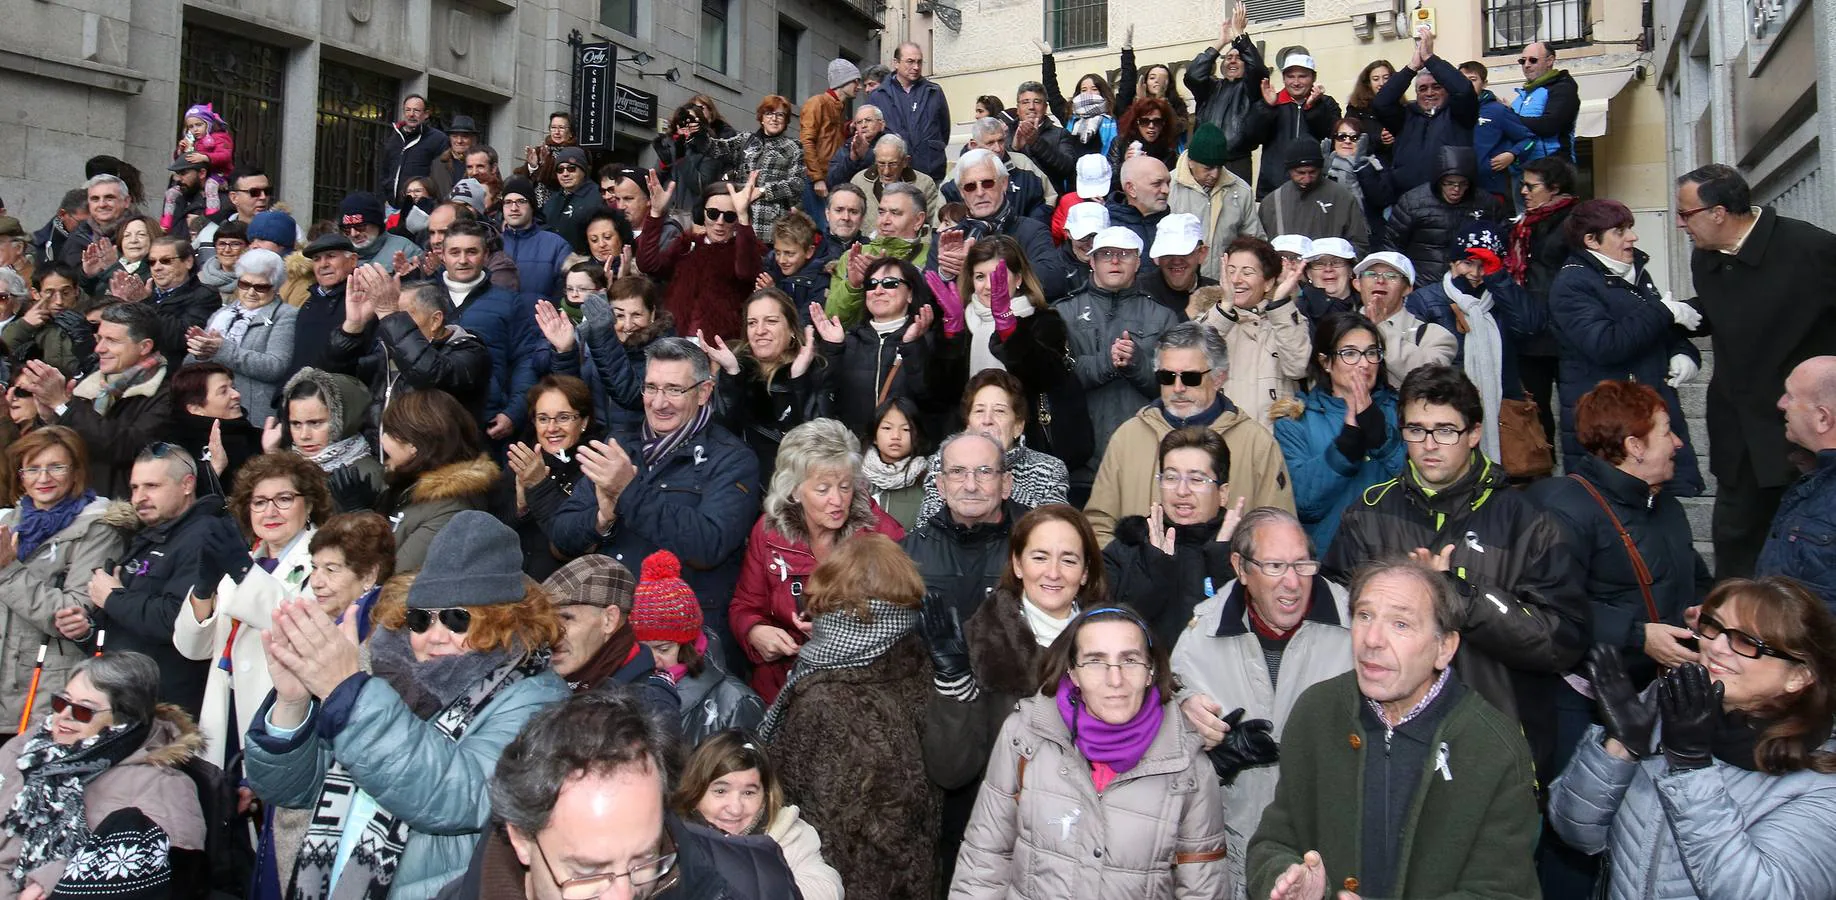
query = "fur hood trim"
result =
(624, 309, 677, 348)
(135, 704, 206, 768)
(409, 455, 501, 503)
(96, 499, 141, 530)
(764, 474, 880, 546)
(1269, 396, 1306, 421)
(965, 589, 1048, 698)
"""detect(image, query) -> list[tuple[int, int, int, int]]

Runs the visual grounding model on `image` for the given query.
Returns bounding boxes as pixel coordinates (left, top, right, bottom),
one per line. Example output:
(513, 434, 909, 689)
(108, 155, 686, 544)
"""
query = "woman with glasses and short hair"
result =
(1551, 577, 1836, 900)
(703, 95, 807, 244)
(503, 375, 598, 579)
(1270, 311, 1405, 553)
(184, 247, 298, 429)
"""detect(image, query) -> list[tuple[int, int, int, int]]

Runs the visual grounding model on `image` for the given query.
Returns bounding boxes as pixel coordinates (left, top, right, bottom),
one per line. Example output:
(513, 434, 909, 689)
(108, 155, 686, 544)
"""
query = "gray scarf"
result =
(757, 599, 919, 740)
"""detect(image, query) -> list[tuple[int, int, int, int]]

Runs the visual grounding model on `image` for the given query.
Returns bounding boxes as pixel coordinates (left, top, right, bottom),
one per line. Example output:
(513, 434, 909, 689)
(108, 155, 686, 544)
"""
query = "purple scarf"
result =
(1055, 676, 1164, 775)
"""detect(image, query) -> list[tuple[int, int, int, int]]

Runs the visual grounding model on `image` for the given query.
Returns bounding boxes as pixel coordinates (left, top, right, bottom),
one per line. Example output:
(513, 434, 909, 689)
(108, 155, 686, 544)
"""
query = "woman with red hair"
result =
(1107, 98, 1181, 175)
(707, 94, 808, 242)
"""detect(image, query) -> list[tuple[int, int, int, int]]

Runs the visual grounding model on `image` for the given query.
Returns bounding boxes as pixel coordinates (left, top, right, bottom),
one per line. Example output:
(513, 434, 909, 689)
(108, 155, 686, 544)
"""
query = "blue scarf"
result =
(14, 491, 96, 559)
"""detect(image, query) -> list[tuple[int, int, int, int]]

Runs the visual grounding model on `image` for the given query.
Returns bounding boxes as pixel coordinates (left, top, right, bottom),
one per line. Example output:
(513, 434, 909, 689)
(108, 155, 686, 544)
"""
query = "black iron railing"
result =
(315, 61, 398, 220)
(1483, 0, 1591, 55)
(1048, 0, 1107, 51)
(179, 24, 286, 183)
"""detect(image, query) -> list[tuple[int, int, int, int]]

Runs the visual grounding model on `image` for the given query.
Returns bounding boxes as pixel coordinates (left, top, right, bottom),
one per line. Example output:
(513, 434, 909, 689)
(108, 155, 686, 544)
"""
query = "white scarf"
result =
(1587, 250, 1636, 282)
(206, 300, 272, 348)
(443, 271, 486, 309)
(1445, 273, 1503, 462)
(870, 315, 908, 336)
(964, 294, 1036, 375)
(1021, 592, 1077, 648)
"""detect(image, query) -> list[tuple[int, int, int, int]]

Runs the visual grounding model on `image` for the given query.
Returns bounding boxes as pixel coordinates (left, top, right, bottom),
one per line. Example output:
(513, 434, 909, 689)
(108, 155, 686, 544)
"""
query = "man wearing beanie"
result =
(1169, 122, 1264, 280)
(339, 191, 424, 274)
(542, 555, 681, 724)
(497, 175, 571, 300)
(246, 209, 300, 254)
(1257, 144, 1369, 255)
(801, 60, 863, 204)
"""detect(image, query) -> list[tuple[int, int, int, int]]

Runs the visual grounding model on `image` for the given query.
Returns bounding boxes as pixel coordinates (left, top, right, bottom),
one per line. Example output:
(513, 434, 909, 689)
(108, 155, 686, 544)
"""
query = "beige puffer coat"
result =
(1197, 292, 1313, 427)
(951, 694, 1228, 900)
(0, 499, 135, 729)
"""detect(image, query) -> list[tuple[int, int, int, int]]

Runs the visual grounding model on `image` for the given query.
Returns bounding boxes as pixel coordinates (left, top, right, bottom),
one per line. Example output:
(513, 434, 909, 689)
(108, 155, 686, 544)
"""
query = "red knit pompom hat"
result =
(631, 550, 703, 643)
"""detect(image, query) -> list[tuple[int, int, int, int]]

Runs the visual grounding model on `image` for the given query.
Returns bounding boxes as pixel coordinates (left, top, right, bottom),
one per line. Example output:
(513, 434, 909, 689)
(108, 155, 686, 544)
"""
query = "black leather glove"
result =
(196, 517, 254, 597)
(1658, 662, 1723, 772)
(327, 465, 378, 514)
(919, 591, 972, 685)
(1204, 707, 1280, 785)
(1587, 644, 1657, 758)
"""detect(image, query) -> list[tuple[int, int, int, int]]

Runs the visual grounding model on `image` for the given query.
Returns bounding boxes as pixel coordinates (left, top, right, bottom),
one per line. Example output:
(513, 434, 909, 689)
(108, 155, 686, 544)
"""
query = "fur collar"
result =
(623, 308, 676, 348)
(965, 588, 1048, 698)
(763, 476, 880, 547)
(129, 705, 206, 769)
(408, 455, 501, 503)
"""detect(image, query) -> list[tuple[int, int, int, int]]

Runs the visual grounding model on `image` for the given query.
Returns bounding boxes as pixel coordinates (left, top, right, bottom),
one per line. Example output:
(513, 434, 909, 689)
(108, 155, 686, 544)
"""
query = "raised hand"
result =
(919, 591, 973, 687)
(1304, 84, 1323, 109)
(1658, 663, 1723, 771)
(578, 439, 638, 498)
(1587, 644, 1657, 759)
(1216, 496, 1247, 542)
(1147, 502, 1176, 555)
(645, 168, 675, 216)
(267, 598, 361, 699)
(1274, 256, 1306, 300)
(1231, 0, 1249, 37)
(727, 172, 759, 226)
(1013, 118, 1038, 150)
(391, 250, 411, 275)
(1259, 78, 1279, 106)
(810, 303, 846, 344)
(22, 360, 70, 411)
(506, 442, 551, 490)
(755, 271, 775, 291)
(1122, 24, 1134, 48)
(21, 299, 53, 328)
(790, 327, 818, 378)
(261, 416, 284, 453)
(108, 269, 150, 303)
(901, 305, 934, 343)
(207, 419, 228, 476)
(1407, 543, 1456, 572)
(925, 271, 966, 337)
(534, 299, 577, 353)
(698, 330, 741, 375)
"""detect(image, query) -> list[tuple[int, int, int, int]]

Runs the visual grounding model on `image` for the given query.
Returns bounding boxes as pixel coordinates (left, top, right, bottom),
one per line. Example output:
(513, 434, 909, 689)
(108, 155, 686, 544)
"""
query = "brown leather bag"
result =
(1498, 397, 1554, 478)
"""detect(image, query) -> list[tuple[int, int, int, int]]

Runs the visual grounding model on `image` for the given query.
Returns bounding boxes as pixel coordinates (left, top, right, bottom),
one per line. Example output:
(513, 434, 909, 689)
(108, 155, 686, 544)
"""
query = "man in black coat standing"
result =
(1677, 163, 1836, 578)
(377, 94, 448, 199)
(1370, 27, 1479, 199)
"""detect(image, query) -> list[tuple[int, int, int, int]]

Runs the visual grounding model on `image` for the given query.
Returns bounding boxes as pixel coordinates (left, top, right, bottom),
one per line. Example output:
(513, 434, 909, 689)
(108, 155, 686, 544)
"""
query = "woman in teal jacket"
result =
(1272, 311, 1405, 553)
(244, 511, 569, 900)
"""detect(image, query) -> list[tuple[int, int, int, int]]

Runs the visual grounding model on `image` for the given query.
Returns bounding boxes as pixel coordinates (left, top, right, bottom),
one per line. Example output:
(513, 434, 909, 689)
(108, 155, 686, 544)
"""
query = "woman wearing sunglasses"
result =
(1106, 98, 1181, 176)
(0, 427, 130, 738)
(246, 510, 569, 900)
(0, 652, 208, 900)
(950, 605, 1226, 898)
(1551, 577, 1836, 900)
(184, 247, 297, 430)
(635, 168, 763, 343)
(1270, 311, 1404, 553)
(810, 256, 936, 431)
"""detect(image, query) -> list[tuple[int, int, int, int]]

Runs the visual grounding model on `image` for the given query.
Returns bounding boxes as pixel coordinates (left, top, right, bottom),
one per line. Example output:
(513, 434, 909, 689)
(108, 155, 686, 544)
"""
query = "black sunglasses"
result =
(53, 694, 110, 723)
(1332, 133, 1360, 142)
(1155, 369, 1206, 387)
(1696, 613, 1802, 663)
(865, 276, 907, 290)
(702, 208, 740, 224)
(404, 608, 473, 635)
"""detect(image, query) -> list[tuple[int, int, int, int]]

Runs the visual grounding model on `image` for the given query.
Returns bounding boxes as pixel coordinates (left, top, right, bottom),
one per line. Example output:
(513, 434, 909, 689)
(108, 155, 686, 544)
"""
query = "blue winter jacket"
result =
(866, 77, 952, 180)
(1472, 92, 1538, 197)
(244, 666, 570, 900)
(1273, 386, 1406, 553)
(1757, 449, 1836, 611)
(450, 279, 542, 430)
(1546, 249, 1704, 495)
(1407, 269, 1545, 401)
(499, 224, 573, 302)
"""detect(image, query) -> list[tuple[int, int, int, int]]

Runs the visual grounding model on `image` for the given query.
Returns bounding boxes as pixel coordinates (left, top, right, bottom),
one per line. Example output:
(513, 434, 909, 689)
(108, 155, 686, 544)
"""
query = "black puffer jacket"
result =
(1247, 91, 1343, 199)
(1324, 452, 1587, 780)
(92, 494, 228, 718)
(1383, 146, 1509, 286)
(323, 314, 494, 433)
(713, 356, 829, 481)
(1102, 514, 1236, 649)
(818, 322, 931, 431)
(901, 502, 1024, 622)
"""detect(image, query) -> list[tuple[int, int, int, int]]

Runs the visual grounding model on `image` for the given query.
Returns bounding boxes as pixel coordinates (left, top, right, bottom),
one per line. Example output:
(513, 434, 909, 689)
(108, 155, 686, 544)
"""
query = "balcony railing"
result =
(1483, 0, 1591, 55)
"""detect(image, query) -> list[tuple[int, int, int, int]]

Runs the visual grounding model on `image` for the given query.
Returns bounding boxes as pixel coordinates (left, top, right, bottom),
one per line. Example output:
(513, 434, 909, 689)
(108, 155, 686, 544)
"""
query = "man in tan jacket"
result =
(1086, 321, 1295, 547)
(799, 59, 862, 200)
(1168, 123, 1264, 281)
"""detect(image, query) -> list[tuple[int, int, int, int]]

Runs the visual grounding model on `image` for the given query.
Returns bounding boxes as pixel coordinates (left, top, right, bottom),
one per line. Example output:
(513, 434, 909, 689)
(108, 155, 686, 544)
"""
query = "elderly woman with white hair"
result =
(184, 246, 298, 428)
(728, 417, 908, 704)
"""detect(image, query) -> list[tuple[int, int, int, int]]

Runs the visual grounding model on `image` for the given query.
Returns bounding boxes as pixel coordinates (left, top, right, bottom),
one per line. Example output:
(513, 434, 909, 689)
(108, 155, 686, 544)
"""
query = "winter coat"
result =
(1247, 91, 1342, 199)
(1102, 515, 1238, 648)
(1550, 725, 1836, 900)
(728, 496, 906, 702)
(1184, 36, 1268, 165)
(549, 421, 762, 641)
(765, 254, 830, 316)
(0, 706, 207, 899)
(900, 502, 1023, 624)
(446, 278, 542, 429)
(934, 214, 1071, 303)
(1689, 207, 1836, 488)
(1527, 455, 1712, 686)
(325, 316, 494, 432)
(147, 277, 226, 366)
(1510, 70, 1581, 163)
(764, 804, 842, 900)
(922, 586, 1067, 795)
(245, 657, 570, 900)
(498, 223, 572, 301)
(1367, 303, 1457, 387)
(1405, 269, 1544, 405)
(94, 494, 227, 717)
(1016, 121, 1081, 196)
(1246, 672, 1540, 900)
(1167, 152, 1264, 281)
(928, 307, 1095, 473)
(289, 282, 348, 376)
(3, 311, 93, 379)
(0, 499, 132, 728)
(1547, 248, 1704, 494)
(1324, 453, 1588, 777)
(714, 357, 830, 481)
(950, 693, 1229, 900)
(539, 183, 607, 256)
(1256, 180, 1369, 256)
(378, 123, 448, 197)
(1382, 147, 1509, 286)
(818, 322, 931, 430)
(866, 77, 952, 180)
(800, 90, 850, 185)
(676, 653, 766, 747)
(1471, 91, 1538, 197)
(826, 235, 932, 325)
(187, 298, 299, 428)
(769, 633, 939, 900)
(1757, 449, 1836, 609)
(1370, 56, 1479, 197)
(1170, 579, 1350, 899)
(172, 528, 314, 770)
(354, 231, 425, 276)
(707, 130, 807, 243)
(1199, 295, 1313, 424)
(1271, 387, 1406, 553)
(636, 216, 763, 342)
(1510, 199, 1575, 356)
(1054, 283, 1181, 460)
(1085, 399, 1296, 548)
(382, 455, 501, 572)
(553, 310, 673, 433)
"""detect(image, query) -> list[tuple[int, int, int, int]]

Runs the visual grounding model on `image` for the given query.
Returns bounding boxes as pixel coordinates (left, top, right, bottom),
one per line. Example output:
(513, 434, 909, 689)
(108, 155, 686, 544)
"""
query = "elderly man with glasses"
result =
(933, 149, 1070, 299)
(1370, 26, 1479, 198)
(1510, 42, 1581, 166)
(1352, 251, 1454, 385)
(848, 133, 941, 226)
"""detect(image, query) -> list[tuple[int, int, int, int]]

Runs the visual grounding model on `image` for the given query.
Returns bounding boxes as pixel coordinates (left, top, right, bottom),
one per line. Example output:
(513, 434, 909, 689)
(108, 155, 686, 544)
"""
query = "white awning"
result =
(1493, 66, 1638, 139)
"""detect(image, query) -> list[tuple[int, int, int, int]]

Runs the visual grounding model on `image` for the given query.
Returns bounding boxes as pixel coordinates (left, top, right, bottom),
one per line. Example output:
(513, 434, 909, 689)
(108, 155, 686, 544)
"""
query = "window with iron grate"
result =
(1482, 0, 1591, 55)
(1047, 0, 1107, 52)
(179, 22, 286, 181)
(1246, 0, 1305, 23)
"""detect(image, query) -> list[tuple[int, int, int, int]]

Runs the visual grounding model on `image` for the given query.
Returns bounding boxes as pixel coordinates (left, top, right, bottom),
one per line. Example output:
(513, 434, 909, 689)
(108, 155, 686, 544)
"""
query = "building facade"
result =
(0, 0, 880, 226)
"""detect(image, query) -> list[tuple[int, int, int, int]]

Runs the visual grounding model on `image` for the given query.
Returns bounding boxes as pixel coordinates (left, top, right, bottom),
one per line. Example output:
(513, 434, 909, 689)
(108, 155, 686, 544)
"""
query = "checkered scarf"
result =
(756, 598, 920, 741)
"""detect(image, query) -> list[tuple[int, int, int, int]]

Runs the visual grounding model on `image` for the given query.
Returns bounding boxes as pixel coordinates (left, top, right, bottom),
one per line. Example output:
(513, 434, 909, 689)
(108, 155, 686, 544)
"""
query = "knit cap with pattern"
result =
(630, 551, 703, 642)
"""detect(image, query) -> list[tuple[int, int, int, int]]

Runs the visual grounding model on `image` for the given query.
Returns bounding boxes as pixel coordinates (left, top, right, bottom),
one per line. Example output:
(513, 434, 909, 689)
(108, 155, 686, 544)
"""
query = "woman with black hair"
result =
(811, 256, 936, 431)
(1113, 29, 1190, 139)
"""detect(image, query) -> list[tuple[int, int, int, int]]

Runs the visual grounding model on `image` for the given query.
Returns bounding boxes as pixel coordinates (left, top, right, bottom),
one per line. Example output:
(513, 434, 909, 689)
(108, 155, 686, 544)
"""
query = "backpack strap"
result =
(1566, 473, 1660, 623)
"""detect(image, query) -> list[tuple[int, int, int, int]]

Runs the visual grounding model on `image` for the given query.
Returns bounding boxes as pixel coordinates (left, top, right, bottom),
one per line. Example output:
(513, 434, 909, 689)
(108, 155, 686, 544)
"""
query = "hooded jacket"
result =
(382, 455, 502, 572)
(1323, 453, 1587, 776)
(1270, 387, 1406, 554)
(0, 499, 134, 727)
(1053, 283, 1181, 460)
(1085, 399, 1296, 548)
(279, 368, 386, 514)
(1167, 152, 1265, 281)
(1370, 56, 1480, 197)
(1382, 146, 1509, 286)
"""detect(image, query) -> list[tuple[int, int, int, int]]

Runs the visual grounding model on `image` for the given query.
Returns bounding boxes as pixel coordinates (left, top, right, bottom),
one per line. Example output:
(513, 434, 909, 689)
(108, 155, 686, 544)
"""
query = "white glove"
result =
(1667, 353, 1699, 387)
(1660, 292, 1702, 331)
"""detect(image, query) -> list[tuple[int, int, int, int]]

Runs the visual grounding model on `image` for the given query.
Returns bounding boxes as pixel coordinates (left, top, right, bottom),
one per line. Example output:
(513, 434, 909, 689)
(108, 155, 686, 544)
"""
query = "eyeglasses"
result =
(1358, 271, 1407, 284)
(52, 694, 111, 723)
(1241, 557, 1321, 578)
(20, 464, 71, 479)
(1332, 133, 1360, 142)
(760, 111, 789, 121)
(1331, 346, 1384, 364)
(865, 276, 907, 291)
(535, 836, 678, 899)
(404, 607, 473, 634)
(961, 178, 1000, 193)
(249, 492, 300, 513)
(1696, 613, 1803, 663)
(941, 465, 1003, 483)
(149, 255, 182, 266)
(502, 197, 531, 207)
(1400, 424, 1469, 444)
(641, 380, 707, 399)
(237, 280, 275, 294)
(600, 185, 619, 196)
(702, 208, 740, 224)
(1155, 369, 1206, 387)
(1521, 180, 1549, 193)
(214, 240, 248, 252)
(1072, 658, 1153, 677)
(1093, 248, 1137, 262)
(535, 413, 583, 427)
(143, 441, 198, 476)
(1676, 206, 1714, 222)
(234, 186, 272, 197)
(1155, 471, 1218, 490)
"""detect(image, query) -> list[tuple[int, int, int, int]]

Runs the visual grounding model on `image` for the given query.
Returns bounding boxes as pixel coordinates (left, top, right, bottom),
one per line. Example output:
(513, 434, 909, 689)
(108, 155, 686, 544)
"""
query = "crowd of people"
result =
(0, 11, 1833, 900)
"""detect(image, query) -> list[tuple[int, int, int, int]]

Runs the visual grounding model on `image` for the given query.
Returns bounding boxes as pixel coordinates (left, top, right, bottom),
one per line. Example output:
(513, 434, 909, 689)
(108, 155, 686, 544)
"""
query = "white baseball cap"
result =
(1090, 226, 1144, 255)
(1270, 234, 1313, 258)
(1065, 201, 1110, 240)
(1354, 251, 1417, 285)
(1282, 53, 1318, 73)
(1304, 237, 1358, 261)
(1150, 214, 1205, 258)
(1075, 154, 1112, 199)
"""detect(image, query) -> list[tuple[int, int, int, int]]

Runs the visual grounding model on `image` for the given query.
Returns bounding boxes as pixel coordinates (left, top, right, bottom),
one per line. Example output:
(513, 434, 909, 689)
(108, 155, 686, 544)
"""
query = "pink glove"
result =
(161, 186, 181, 233)
(990, 260, 1016, 338)
(925, 271, 965, 337)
